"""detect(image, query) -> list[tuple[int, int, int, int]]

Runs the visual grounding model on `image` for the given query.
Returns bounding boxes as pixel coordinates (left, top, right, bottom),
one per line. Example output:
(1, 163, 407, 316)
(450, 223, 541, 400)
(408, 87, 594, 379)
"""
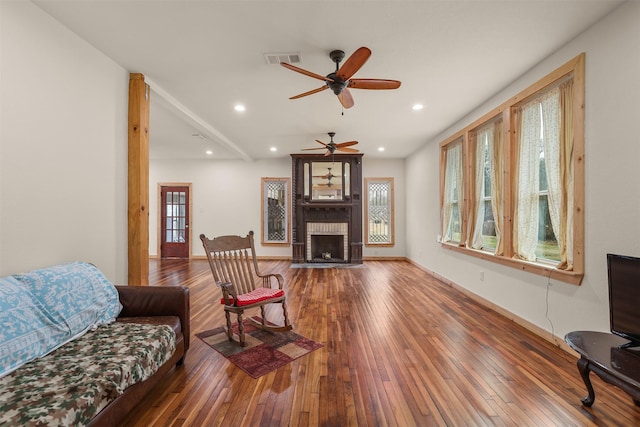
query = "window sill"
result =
(441, 243, 584, 286)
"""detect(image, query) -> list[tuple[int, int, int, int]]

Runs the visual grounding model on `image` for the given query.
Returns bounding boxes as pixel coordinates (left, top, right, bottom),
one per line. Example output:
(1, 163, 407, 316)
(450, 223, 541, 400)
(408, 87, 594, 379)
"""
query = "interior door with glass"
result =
(160, 185, 190, 258)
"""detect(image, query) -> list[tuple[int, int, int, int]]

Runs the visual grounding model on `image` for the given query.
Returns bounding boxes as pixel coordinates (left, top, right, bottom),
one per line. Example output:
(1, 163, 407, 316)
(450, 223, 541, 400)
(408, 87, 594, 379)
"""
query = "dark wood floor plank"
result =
(120, 259, 640, 426)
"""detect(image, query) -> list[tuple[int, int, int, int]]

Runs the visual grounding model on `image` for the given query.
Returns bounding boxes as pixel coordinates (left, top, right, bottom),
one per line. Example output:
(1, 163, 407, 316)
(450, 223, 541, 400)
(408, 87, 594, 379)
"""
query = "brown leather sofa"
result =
(88, 285, 190, 427)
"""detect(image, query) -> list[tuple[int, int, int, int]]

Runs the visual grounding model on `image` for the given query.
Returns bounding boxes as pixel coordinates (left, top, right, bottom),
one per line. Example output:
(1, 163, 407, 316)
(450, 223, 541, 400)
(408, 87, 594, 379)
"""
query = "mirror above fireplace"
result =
(311, 162, 343, 200)
(304, 161, 352, 201)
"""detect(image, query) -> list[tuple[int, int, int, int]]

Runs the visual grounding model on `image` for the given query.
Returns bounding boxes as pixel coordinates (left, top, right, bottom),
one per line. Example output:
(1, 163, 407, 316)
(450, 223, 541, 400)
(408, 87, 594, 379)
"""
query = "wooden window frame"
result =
(439, 53, 585, 285)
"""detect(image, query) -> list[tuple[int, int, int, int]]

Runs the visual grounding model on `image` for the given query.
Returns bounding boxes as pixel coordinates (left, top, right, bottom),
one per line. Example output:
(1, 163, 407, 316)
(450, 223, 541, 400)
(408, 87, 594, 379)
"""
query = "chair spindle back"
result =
(200, 231, 261, 294)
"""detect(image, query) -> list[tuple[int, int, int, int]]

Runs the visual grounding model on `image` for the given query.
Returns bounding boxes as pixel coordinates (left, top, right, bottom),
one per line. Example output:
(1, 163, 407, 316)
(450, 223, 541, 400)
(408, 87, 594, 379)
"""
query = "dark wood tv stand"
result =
(565, 330, 640, 407)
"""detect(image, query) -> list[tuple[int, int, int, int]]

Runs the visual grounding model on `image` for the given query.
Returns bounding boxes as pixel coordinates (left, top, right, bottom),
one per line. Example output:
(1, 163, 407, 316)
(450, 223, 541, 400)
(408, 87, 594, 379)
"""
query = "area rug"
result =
(196, 319, 323, 379)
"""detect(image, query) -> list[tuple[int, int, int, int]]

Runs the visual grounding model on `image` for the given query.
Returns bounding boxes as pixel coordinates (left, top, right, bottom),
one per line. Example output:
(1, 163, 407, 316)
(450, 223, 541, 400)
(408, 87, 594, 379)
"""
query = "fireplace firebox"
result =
(311, 235, 344, 262)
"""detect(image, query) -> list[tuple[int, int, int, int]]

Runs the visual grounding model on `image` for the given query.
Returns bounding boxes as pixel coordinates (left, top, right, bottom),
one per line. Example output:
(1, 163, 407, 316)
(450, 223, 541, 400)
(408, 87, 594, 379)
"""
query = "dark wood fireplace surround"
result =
(291, 154, 363, 264)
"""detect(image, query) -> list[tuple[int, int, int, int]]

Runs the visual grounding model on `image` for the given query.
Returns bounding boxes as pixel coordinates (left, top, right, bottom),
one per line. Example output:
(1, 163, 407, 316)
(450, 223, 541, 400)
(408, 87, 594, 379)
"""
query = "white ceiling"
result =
(33, 0, 622, 161)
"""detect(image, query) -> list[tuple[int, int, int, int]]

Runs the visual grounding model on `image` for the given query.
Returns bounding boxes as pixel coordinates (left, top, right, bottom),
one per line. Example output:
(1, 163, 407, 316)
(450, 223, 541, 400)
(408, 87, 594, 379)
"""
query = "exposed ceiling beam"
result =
(146, 77, 253, 162)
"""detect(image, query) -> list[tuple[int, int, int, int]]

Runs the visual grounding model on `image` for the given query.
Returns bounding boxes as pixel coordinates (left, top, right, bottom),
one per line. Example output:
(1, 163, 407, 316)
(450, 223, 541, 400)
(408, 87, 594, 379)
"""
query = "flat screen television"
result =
(607, 253, 640, 348)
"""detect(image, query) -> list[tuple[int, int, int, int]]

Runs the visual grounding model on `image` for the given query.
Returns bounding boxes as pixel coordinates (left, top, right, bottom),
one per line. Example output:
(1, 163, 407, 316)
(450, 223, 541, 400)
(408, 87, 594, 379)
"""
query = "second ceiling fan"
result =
(302, 132, 359, 157)
(281, 46, 401, 109)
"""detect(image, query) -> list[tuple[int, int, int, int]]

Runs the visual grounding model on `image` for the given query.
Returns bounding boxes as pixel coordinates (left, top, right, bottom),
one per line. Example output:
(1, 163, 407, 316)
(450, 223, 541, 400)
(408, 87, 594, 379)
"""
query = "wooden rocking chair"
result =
(200, 231, 292, 346)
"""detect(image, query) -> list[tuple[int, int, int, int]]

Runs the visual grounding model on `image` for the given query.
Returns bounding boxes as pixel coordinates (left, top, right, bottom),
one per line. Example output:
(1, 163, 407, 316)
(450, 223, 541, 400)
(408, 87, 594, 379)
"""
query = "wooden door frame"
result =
(157, 183, 193, 259)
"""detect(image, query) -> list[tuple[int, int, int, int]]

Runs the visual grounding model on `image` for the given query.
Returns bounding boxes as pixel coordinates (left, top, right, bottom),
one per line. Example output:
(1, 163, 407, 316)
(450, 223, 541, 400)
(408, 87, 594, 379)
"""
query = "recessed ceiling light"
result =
(378, 147, 385, 152)
(205, 150, 213, 155)
(270, 147, 277, 152)
(234, 104, 246, 112)
(412, 103, 424, 111)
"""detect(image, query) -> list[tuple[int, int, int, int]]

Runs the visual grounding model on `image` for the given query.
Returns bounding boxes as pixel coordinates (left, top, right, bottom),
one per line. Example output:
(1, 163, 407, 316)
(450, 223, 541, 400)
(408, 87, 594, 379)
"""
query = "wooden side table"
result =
(565, 330, 640, 407)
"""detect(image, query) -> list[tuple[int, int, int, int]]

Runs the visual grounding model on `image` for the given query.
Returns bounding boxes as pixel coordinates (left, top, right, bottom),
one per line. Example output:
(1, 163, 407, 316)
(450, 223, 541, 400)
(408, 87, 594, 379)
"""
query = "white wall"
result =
(0, 2, 128, 282)
(150, 156, 406, 259)
(406, 1, 640, 340)
(150, 158, 291, 258)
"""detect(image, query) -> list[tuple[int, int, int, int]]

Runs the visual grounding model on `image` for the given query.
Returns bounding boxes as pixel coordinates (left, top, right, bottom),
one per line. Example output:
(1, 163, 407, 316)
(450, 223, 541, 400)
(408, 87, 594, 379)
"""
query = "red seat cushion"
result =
(221, 287, 285, 307)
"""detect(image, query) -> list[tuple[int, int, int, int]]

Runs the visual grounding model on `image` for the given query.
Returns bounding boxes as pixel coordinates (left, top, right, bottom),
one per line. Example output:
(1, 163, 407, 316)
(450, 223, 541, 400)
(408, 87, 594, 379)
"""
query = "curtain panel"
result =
(441, 142, 463, 243)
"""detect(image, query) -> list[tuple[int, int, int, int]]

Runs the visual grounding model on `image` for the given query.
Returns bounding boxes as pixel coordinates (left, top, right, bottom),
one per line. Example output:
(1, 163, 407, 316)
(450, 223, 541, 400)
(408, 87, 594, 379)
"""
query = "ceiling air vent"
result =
(264, 52, 301, 65)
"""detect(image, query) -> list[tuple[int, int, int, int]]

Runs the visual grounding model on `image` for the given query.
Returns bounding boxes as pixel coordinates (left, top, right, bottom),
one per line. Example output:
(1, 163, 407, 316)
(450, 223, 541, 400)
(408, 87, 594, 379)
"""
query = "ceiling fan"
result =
(313, 167, 335, 180)
(302, 132, 359, 157)
(314, 167, 335, 187)
(281, 46, 401, 109)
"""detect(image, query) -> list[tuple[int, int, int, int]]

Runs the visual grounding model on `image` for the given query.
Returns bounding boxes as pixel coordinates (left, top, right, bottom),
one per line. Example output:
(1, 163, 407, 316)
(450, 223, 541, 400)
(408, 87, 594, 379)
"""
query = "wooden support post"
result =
(128, 73, 150, 285)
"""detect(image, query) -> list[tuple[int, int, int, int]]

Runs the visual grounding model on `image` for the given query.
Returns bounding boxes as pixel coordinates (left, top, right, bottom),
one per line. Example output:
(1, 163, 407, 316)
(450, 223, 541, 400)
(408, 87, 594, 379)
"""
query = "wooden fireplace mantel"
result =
(291, 154, 363, 264)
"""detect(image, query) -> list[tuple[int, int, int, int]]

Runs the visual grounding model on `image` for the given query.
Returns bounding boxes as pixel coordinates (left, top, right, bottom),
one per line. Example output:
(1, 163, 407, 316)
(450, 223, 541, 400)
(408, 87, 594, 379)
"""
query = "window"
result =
(261, 177, 290, 245)
(439, 53, 584, 285)
(165, 190, 186, 243)
(513, 86, 569, 264)
(365, 178, 394, 246)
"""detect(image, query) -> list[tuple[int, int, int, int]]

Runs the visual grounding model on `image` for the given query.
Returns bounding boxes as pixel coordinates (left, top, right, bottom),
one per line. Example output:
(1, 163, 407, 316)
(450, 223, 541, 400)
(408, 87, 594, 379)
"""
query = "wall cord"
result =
(545, 269, 556, 341)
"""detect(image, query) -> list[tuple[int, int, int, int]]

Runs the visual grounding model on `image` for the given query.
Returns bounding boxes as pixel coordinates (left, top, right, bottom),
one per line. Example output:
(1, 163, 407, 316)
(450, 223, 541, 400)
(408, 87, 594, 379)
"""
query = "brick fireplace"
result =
(306, 222, 349, 262)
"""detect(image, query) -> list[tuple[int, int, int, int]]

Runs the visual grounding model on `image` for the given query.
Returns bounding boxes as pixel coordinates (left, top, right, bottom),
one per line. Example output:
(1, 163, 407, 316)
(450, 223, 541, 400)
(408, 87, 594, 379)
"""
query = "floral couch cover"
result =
(0, 262, 176, 426)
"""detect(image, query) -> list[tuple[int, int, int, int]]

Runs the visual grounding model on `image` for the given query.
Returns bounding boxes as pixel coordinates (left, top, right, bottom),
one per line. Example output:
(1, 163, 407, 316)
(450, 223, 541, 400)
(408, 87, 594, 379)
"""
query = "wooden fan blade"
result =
(281, 63, 333, 82)
(301, 140, 330, 151)
(336, 147, 359, 153)
(337, 47, 371, 80)
(348, 79, 401, 90)
(289, 86, 329, 100)
(335, 141, 358, 148)
(337, 88, 354, 109)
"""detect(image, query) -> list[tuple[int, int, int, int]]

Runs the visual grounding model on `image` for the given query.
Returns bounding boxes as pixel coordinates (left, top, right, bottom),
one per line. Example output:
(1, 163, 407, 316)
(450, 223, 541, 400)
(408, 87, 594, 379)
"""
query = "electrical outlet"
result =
(479, 271, 484, 281)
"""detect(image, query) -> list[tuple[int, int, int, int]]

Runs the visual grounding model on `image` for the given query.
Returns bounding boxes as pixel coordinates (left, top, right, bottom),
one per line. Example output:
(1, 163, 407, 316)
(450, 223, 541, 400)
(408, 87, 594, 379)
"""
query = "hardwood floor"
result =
(121, 259, 640, 426)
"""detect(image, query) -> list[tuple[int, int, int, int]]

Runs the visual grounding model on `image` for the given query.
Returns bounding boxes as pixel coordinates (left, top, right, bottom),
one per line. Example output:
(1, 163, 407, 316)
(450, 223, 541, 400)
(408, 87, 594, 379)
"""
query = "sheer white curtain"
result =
(514, 100, 543, 261)
(514, 87, 562, 262)
(491, 119, 503, 255)
(541, 87, 561, 259)
(442, 142, 462, 243)
(558, 81, 574, 270)
(471, 126, 493, 250)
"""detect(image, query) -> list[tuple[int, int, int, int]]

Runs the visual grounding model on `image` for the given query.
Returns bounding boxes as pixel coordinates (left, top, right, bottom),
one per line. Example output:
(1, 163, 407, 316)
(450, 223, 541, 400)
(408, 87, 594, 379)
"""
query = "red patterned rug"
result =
(196, 319, 323, 379)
